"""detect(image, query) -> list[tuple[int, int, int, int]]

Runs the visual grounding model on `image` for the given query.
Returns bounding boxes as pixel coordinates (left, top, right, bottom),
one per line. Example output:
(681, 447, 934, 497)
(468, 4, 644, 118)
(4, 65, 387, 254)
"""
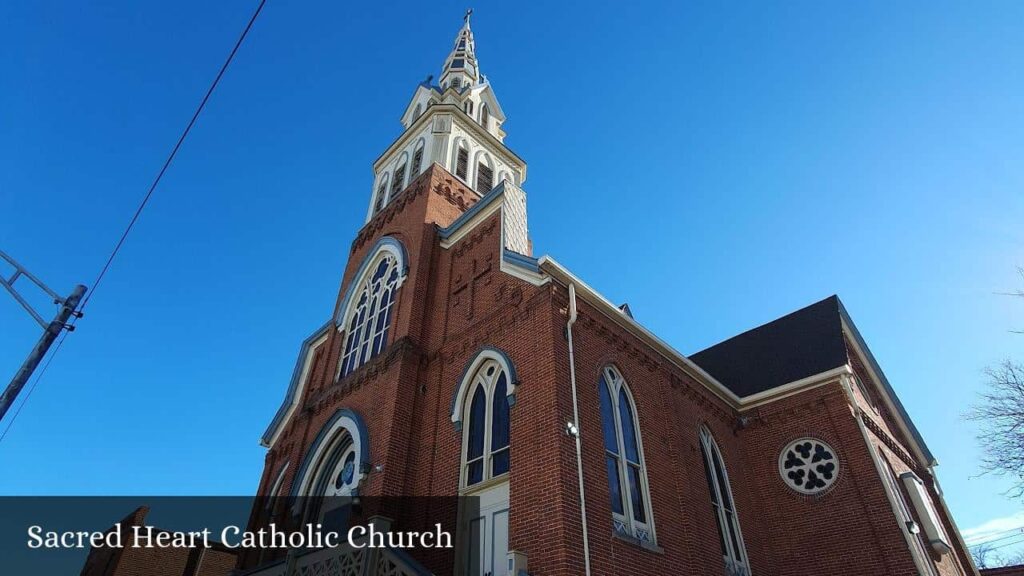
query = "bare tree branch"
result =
(972, 541, 1001, 569)
(967, 361, 1024, 499)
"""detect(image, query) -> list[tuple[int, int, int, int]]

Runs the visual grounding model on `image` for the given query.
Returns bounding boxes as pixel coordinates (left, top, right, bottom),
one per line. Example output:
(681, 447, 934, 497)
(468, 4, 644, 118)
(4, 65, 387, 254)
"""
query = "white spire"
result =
(439, 9, 480, 91)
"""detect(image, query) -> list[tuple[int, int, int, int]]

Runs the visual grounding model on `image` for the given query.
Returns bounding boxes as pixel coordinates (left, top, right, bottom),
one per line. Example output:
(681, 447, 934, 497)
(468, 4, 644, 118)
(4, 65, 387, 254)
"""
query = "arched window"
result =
(599, 366, 654, 542)
(391, 155, 408, 199)
(413, 103, 422, 120)
(479, 103, 490, 129)
(338, 245, 403, 378)
(454, 142, 469, 181)
(293, 409, 369, 498)
(460, 358, 511, 488)
(291, 409, 370, 528)
(311, 433, 359, 498)
(699, 427, 748, 574)
(410, 140, 425, 178)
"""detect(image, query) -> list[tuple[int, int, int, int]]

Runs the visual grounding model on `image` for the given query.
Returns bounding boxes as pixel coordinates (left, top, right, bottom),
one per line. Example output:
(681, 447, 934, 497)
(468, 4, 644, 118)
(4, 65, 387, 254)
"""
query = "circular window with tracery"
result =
(779, 438, 838, 495)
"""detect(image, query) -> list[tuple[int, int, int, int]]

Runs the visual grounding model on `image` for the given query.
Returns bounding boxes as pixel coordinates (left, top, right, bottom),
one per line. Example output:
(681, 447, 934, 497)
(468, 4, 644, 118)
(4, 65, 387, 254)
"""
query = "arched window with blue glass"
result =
(336, 239, 407, 379)
(599, 365, 655, 543)
(456, 352, 514, 488)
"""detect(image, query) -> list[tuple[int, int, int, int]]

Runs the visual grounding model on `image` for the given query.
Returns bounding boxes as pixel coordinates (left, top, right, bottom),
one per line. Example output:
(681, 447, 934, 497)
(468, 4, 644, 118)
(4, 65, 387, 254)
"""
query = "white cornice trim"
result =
(739, 365, 854, 409)
(374, 104, 526, 178)
(440, 195, 504, 250)
(538, 256, 743, 407)
(500, 255, 548, 287)
(841, 317, 931, 468)
(535, 258, 876, 412)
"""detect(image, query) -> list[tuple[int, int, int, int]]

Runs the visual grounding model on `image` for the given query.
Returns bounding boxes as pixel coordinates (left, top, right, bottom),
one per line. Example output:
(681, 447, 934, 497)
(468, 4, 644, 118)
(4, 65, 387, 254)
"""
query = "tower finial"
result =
(464, 8, 473, 26)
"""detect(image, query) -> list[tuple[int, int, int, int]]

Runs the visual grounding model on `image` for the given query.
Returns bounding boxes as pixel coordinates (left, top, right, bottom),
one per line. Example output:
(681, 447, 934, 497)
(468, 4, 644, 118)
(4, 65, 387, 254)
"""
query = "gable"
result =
(472, 84, 506, 122)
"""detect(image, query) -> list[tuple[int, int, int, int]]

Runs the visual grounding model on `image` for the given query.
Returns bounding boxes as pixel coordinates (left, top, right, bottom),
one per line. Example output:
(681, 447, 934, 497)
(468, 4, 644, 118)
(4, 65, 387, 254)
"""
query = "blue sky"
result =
(1, 0, 1022, 552)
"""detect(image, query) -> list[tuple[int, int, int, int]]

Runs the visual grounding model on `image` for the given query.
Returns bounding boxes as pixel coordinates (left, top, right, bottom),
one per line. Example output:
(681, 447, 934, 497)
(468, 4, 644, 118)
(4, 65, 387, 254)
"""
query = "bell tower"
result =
(364, 11, 528, 223)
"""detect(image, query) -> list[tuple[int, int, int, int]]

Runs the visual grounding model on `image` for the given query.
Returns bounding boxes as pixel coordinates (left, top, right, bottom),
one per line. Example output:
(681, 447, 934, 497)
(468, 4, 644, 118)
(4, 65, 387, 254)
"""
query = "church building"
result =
(237, 13, 979, 576)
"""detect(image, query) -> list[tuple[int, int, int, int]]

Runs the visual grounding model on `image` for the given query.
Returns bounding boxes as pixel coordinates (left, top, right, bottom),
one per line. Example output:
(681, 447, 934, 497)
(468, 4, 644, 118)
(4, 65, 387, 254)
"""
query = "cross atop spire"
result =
(439, 10, 480, 91)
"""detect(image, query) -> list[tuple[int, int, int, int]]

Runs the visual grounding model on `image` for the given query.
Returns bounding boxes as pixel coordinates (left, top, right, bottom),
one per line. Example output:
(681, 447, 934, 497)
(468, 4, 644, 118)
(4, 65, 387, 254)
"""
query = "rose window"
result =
(779, 438, 838, 495)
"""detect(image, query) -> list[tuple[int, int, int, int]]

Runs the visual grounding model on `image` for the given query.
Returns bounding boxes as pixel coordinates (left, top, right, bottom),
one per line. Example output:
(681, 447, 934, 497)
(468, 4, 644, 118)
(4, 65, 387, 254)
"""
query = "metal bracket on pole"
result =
(0, 249, 87, 423)
(0, 250, 75, 328)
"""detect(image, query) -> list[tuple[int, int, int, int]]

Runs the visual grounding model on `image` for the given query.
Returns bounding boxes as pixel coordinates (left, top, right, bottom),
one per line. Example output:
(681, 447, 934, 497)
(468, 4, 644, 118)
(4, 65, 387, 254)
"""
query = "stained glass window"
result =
(339, 252, 401, 378)
(461, 358, 512, 488)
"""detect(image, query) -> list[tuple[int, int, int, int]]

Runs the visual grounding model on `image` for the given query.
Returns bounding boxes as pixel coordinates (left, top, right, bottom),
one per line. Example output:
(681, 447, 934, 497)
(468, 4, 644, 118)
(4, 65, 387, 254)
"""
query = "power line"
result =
(970, 530, 1024, 547)
(980, 535, 1024, 553)
(0, 0, 267, 445)
(80, 0, 268, 312)
(967, 525, 1024, 543)
(0, 331, 68, 444)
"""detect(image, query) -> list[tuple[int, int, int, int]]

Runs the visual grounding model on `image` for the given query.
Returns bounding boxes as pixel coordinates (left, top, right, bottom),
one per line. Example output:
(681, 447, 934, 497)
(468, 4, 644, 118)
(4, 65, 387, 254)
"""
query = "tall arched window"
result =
(460, 358, 511, 488)
(699, 427, 748, 575)
(599, 366, 654, 542)
(338, 246, 403, 378)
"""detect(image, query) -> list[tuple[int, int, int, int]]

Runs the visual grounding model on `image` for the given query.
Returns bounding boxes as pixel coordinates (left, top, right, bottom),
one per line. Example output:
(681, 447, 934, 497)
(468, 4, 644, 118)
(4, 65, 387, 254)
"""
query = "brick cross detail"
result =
(452, 257, 492, 320)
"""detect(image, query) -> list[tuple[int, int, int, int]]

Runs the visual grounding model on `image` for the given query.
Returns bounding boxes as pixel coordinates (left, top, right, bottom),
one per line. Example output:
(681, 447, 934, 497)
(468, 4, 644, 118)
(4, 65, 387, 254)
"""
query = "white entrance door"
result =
(463, 481, 509, 576)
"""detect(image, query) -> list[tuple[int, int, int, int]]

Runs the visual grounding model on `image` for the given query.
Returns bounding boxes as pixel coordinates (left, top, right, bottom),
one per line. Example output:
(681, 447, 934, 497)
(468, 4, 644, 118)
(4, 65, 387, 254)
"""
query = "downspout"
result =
(566, 283, 592, 576)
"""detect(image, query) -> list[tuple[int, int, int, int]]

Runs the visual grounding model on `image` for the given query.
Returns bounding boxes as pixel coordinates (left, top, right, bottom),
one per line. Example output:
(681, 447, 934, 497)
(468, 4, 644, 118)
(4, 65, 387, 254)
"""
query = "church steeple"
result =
(365, 10, 527, 222)
(439, 9, 480, 92)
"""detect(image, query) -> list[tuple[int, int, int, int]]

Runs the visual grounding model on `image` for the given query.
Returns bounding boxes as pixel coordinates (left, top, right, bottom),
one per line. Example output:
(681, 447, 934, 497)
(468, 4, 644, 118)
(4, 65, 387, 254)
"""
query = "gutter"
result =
(538, 256, 742, 408)
(566, 283, 592, 576)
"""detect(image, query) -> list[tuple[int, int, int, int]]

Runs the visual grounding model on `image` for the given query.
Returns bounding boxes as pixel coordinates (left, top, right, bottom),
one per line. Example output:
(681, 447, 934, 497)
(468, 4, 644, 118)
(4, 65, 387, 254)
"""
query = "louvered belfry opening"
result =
(456, 148, 469, 180)
(476, 163, 493, 193)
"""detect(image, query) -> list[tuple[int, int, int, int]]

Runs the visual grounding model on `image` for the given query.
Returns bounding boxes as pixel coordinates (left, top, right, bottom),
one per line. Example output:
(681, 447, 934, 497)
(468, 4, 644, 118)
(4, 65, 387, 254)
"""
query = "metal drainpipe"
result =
(566, 283, 592, 576)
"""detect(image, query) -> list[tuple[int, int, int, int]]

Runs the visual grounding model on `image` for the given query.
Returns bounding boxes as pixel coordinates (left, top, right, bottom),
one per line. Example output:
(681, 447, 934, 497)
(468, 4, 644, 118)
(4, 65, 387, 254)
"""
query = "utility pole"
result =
(0, 249, 86, 423)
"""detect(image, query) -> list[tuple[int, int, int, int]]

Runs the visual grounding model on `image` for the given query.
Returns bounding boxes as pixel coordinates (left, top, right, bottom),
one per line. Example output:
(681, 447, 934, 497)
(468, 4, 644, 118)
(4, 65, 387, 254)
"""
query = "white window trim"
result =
(699, 426, 749, 575)
(601, 365, 656, 544)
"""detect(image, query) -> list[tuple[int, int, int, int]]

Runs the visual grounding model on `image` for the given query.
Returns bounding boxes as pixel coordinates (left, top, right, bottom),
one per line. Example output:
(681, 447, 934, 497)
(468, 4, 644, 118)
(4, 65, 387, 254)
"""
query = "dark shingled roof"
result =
(689, 295, 848, 398)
